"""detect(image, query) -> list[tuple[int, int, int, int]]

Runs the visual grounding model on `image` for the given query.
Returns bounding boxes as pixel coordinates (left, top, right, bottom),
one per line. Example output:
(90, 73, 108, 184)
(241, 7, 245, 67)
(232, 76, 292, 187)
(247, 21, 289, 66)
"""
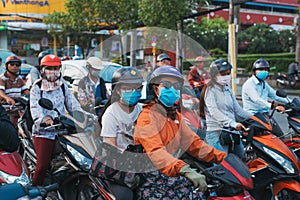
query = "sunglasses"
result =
(9, 63, 21, 67)
(159, 80, 182, 90)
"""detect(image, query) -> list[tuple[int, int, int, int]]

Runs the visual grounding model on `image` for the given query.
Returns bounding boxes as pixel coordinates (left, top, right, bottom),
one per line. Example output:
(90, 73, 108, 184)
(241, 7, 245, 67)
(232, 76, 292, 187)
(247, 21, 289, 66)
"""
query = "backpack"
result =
(24, 80, 66, 133)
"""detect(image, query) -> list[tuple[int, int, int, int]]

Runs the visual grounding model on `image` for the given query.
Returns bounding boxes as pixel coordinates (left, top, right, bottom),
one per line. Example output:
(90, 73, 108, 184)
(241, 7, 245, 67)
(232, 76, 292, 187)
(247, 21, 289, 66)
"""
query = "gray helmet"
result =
(150, 65, 183, 84)
(157, 53, 171, 62)
(252, 58, 270, 71)
(112, 67, 143, 88)
(210, 59, 232, 72)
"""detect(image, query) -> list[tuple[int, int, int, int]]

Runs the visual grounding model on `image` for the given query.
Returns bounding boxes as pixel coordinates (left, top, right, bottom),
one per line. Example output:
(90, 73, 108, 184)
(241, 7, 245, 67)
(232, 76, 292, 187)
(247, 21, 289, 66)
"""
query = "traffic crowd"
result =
(0, 52, 297, 199)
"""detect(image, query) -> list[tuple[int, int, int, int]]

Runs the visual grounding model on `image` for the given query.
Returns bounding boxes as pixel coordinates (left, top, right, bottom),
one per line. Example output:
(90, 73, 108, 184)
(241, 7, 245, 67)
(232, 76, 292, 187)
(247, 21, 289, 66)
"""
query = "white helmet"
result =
(86, 57, 103, 70)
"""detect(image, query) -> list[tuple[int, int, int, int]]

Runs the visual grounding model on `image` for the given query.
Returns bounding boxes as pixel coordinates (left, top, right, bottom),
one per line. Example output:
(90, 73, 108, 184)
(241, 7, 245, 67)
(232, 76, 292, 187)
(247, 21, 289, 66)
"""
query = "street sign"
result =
(152, 36, 156, 43)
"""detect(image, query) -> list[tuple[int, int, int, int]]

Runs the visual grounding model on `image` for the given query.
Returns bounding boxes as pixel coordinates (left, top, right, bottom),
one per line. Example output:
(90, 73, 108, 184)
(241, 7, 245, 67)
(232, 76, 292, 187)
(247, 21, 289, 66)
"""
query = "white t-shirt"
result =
(101, 102, 142, 151)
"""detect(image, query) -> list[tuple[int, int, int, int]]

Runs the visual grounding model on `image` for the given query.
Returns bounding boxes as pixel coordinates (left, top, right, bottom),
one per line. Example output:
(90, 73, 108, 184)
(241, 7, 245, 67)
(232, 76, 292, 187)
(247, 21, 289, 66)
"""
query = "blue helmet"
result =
(150, 65, 183, 84)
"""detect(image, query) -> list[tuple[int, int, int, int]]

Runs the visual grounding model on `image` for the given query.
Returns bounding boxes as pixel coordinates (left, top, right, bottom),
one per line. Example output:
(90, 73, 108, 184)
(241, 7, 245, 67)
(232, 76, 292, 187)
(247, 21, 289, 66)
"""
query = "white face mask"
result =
(44, 69, 61, 82)
(90, 69, 100, 77)
(216, 75, 231, 86)
(182, 99, 194, 110)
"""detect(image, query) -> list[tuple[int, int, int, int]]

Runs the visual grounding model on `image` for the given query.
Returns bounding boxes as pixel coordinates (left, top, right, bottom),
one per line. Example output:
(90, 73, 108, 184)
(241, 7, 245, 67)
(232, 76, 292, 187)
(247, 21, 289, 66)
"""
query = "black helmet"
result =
(38, 51, 50, 65)
(112, 67, 143, 88)
(210, 59, 232, 72)
(150, 65, 183, 84)
(252, 58, 270, 71)
(157, 53, 171, 62)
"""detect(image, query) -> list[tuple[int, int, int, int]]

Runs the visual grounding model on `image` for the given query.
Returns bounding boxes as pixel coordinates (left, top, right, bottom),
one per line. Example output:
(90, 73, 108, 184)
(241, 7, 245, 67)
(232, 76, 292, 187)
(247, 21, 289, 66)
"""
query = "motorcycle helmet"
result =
(209, 59, 232, 81)
(111, 67, 143, 90)
(150, 65, 184, 84)
(40, 54, 61, 68)
(252, 58, 270, 71)
(86, 57, 103, 70)
(38, 51, 50, 66)
(157, 53, 171, 62)
(5, 55, 22, 69)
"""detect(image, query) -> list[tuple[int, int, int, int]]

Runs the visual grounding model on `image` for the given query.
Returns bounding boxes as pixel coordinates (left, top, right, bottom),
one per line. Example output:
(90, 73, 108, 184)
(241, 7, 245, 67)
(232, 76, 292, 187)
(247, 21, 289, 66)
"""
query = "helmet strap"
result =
(6, 67, 19, 77)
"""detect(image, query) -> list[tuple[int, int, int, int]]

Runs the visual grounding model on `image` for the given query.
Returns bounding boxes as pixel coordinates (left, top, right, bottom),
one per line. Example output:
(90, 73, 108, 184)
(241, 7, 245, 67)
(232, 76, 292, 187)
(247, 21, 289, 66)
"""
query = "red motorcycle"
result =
(0, 150, 30, 186)
(241, 112, 300, 199)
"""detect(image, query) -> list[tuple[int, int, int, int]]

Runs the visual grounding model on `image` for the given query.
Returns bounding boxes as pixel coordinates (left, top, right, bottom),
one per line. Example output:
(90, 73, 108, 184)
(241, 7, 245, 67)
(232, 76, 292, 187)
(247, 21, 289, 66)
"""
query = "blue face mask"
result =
(256, 71, 269, 80)
(121, 90, 142, 105)
(158, 87, 180, 107)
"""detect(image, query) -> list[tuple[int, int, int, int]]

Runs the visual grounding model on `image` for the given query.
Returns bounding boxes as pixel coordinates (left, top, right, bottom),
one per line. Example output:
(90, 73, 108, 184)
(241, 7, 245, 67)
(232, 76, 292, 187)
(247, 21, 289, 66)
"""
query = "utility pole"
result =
(228, 0, 237, 95)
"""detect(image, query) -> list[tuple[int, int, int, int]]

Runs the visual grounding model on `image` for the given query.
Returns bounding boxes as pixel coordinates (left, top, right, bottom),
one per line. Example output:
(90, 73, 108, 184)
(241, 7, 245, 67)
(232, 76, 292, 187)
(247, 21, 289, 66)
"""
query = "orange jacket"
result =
(134, 102, 226, 177)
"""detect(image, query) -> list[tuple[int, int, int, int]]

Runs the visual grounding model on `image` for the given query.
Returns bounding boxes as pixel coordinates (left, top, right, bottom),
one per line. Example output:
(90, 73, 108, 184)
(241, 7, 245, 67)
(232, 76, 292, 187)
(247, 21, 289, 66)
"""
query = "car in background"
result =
(61, 59, 123, 96)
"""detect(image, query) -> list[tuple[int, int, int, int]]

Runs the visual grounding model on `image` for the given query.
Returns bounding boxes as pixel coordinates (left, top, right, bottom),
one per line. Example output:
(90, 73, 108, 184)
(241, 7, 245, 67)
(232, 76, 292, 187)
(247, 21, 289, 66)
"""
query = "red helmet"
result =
(40, 54, 61, 68)
(5, 55, 21, 66)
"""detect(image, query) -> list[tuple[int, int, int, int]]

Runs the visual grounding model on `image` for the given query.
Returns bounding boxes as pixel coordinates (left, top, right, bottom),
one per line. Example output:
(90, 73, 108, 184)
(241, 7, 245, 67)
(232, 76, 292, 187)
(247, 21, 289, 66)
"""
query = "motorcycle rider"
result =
(287, 61, 299, 87)
(134, 65, 226, 199)
(30, 54, 84, 186)
(98, 66, 144, 200)
(0, 56, 30, 123)
(146, 53, 172, 99)
(242, 58, 289, 136)
(77, 57, 107, 115)
(200, 59, 251, 160)
(188, 56, 211, 99)
(29, 51, 50, 85)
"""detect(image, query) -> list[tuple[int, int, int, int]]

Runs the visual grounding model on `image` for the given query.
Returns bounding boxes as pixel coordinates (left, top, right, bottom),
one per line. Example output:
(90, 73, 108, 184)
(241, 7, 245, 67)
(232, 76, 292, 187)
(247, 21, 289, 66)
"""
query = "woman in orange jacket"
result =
(134, 65, 227, 199)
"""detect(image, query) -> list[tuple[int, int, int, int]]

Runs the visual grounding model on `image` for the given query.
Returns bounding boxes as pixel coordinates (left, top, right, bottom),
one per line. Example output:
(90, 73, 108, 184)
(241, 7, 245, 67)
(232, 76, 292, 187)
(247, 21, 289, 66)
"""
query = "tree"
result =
(238, 23, 282, 54)
(184, 16, 229, 53)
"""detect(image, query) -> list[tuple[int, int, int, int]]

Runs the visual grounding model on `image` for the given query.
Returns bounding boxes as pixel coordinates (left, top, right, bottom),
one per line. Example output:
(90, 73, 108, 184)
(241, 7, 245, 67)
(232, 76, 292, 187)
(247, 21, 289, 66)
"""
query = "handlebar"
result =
(27, 183, 59, 198)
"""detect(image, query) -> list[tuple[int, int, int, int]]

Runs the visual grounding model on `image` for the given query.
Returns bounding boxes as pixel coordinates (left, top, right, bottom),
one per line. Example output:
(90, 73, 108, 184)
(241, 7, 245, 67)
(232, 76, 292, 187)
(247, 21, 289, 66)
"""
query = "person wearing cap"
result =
(98, 66, 144, 200)
(134, 65, 226, 199)
(30, 54, 85, 186)
(77, 57, 107, 114)
(200, 59, 251, 160)
(0, 56, 30, 123)
(188, 56, 211, 99)
(146, 53, 172, 99)
(0, 56, 30, 105)
(242, 58, 289, 136)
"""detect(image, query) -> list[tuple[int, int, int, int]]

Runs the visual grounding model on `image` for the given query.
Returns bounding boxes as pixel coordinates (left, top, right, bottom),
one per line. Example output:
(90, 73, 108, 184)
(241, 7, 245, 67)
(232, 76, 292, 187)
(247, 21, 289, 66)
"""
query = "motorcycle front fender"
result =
(273, 179, 300, 195)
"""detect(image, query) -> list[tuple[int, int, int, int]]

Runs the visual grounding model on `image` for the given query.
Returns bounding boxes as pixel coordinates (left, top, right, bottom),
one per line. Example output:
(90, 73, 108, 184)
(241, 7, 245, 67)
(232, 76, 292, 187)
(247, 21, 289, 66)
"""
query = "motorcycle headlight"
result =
(263, 146, 295, 174)
(66, 144, 92, 170)
(0, 165, 30, 185)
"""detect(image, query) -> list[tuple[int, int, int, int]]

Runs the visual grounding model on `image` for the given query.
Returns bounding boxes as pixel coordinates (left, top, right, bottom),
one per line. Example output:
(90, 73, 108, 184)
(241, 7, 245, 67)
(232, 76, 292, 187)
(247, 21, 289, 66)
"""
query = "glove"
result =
(180, 164, 207, 192)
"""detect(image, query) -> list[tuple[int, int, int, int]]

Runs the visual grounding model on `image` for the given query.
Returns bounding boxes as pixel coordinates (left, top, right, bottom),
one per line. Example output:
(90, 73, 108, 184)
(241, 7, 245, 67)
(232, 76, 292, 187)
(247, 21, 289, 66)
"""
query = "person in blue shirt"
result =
(242, 58, 289, 136)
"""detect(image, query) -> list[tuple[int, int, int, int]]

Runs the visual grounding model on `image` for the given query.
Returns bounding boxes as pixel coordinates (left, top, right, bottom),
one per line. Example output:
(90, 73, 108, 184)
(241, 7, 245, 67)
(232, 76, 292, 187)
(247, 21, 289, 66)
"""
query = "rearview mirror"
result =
(38, 98, 54, 110)
(276, 90, 287, 98)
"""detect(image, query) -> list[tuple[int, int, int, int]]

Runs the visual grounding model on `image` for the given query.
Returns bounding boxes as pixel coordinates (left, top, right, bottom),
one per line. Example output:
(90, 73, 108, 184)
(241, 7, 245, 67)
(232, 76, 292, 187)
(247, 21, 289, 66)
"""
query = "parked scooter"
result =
(276, 72, 300, 89)
(241, 112, 300, 199)
(18, 97, 102, 199)
(0, 182, 59, 200)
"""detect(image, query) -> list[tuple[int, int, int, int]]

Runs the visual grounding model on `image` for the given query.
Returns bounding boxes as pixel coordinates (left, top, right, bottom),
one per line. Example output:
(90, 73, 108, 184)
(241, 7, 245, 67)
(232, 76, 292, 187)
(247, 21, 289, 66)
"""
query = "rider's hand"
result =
(180, 164, 207, 192)
(276, 105, 285, 113)
(235, 123, 246, 131)
(193, 82, 200, 88)
(6, 97, 15, 106)
(42, 116, 54, 126)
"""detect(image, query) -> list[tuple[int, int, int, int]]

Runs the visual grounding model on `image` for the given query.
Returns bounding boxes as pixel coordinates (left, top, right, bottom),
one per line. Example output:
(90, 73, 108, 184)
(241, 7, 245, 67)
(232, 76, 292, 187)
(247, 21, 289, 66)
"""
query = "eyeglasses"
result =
(195, 61, 204, 64)
(9, 63, 21, 67)
(159, 80, 182, 90)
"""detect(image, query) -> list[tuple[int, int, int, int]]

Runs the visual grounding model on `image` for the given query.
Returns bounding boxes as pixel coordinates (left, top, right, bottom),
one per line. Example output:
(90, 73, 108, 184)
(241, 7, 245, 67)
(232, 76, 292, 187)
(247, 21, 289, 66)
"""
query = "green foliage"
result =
(237, 53, 295, 73)
(238, 23, 282, 53)
(184, 16, 228, 52)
